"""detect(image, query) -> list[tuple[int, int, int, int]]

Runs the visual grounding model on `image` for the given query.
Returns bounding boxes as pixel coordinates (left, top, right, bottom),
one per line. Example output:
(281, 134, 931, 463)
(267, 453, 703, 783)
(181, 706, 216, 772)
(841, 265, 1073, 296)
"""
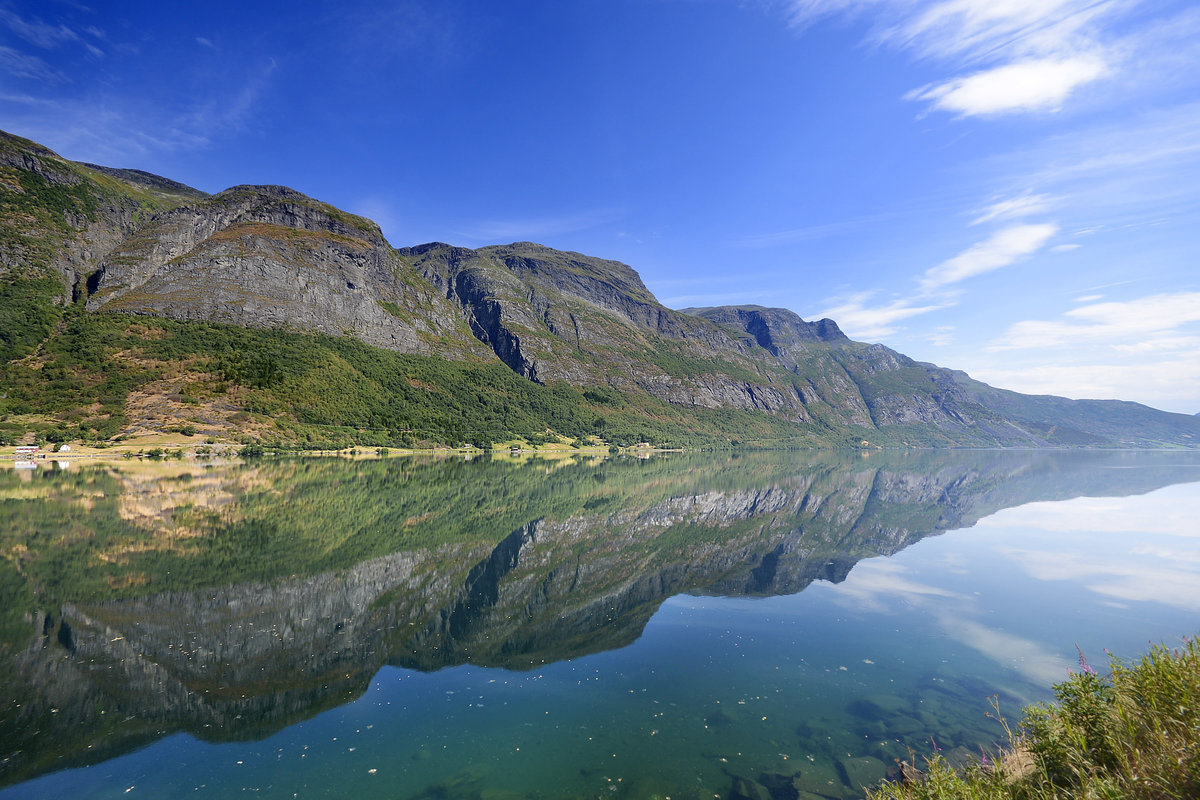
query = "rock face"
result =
(404, 241, 808, 414)
(0, 130, 205, 301)
(84, 185, 488, 358)
(4, 128, 1200, 447)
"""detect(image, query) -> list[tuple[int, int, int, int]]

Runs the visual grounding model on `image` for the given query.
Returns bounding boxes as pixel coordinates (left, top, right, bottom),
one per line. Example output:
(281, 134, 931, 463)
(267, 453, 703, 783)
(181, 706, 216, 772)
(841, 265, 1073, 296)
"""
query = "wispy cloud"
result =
(972, 193, 1054, 226)
(348, 197, 402, 245)
(921, 223, 1058, 292)
(0, 45, 63, 81)
(196, 36, 214, 48)
(909, 56, 1107, 116)
(1, 53, 279, 165)
(0, 7, 81, 48)
(990, 292, 1200, 350)
(455, 208, 624, 243)
(174, 57, 277, 142)
(782, 0, 1134, 116)
(811, 292, 949, 340)
(805, 222, 1058, 340)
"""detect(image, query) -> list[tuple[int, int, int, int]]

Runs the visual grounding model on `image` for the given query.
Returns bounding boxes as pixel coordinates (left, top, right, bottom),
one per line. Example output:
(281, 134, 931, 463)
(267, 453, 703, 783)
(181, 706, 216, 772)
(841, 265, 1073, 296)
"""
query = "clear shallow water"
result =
(1, 451, 1198, 799)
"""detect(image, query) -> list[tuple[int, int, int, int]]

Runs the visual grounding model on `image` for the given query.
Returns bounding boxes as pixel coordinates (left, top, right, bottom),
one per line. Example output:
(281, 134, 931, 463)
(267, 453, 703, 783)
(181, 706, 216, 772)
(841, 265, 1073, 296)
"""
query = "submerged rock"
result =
(836, 755, 887, 791)
(729, 775, 774, 800)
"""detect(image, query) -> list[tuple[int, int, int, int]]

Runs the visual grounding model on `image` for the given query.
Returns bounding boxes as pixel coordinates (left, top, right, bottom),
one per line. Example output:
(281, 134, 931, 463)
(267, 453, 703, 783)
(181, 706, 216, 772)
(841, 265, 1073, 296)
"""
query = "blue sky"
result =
(2, 0, 1198, 413)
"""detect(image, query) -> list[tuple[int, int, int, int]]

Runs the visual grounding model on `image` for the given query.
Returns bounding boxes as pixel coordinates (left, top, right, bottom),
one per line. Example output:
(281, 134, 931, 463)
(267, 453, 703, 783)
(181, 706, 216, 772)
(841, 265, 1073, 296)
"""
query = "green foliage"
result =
(583, 385, 626, 407)
(13, 170, 98, 227)
(0, 274, 64, 363)
(3, 304, 822, 448)
(869, 637, 1200, 800)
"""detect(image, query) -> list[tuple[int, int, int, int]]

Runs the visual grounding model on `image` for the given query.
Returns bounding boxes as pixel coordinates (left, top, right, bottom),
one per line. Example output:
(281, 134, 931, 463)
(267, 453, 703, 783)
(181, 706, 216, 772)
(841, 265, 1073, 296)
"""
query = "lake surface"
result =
(2, 449, 1198, 799)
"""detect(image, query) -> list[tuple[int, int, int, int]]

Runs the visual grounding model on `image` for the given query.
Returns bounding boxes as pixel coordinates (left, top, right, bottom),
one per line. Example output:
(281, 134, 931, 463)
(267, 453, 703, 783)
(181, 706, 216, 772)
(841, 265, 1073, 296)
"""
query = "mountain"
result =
(2, 129, 1198, 449)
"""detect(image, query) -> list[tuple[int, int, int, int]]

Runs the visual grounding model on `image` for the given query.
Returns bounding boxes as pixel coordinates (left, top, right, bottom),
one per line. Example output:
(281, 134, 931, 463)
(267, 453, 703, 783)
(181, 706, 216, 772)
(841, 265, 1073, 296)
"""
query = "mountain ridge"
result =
(2, 129, 1197, 449)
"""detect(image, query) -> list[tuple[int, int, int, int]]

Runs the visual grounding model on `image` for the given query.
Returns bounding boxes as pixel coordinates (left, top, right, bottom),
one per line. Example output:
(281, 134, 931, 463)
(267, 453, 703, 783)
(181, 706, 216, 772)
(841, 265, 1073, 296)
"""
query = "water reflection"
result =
(1, 450, 1198, 794)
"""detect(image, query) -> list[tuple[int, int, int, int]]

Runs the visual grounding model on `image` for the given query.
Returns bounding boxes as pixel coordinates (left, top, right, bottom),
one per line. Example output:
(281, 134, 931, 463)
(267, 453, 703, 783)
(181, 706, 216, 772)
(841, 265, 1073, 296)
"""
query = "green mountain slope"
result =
(1, 129, 1197, 449)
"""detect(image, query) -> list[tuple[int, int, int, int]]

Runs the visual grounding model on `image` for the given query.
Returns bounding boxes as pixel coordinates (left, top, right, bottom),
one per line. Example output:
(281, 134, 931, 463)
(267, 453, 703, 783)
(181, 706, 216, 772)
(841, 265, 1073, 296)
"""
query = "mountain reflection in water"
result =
(1, 449, 1197, 791)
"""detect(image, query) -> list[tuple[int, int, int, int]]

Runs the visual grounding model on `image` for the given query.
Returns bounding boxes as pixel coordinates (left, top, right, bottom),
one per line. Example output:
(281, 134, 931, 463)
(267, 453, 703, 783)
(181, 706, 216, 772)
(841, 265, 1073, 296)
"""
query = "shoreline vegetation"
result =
(1, 436, 689, 464)
(869, 638, 1199, 800)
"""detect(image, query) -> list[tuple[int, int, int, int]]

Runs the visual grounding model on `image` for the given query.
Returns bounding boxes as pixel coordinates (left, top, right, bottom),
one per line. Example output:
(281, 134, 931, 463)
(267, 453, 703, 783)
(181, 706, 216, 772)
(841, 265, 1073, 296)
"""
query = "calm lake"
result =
(2, 449, 1198, 800)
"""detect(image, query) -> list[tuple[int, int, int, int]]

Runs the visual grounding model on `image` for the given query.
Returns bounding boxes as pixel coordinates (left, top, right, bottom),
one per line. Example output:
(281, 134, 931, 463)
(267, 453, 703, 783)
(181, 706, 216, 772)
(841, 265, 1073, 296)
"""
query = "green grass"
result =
(869, 637, 1200, 800)
(0, 311, 830, 448)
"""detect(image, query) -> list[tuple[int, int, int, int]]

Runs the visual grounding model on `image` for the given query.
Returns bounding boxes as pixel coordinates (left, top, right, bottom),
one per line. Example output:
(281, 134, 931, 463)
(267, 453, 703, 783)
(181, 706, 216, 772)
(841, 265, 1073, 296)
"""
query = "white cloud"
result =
(885, 0, 1108, 61)
(1052, 244, 1082, 252)
(971, 357, 1200, 411)
(972, 193, 1054, 225)
(910, 56, 1107, 115)
(810, 292, 949, 340)
(783, 0, 1129, 116)
(992, 292, 1200, 350)
(825, 559, 964, 613)
(196, 37, 214, 48)
(1111, 336, 1200, 354)
(920, 223, 1057, 291)
(807, 223, 1055, 342)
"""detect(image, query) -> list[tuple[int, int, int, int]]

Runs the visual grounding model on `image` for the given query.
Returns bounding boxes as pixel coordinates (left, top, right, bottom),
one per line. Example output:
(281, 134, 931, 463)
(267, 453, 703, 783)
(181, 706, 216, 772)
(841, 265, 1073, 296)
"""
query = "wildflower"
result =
(1076, 643, 1096, 675)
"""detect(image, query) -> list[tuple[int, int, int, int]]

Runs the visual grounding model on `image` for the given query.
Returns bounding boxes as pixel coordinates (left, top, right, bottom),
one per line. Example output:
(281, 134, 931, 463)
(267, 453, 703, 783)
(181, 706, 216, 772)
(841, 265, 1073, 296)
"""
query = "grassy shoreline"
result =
(869, 637, 1199, 800)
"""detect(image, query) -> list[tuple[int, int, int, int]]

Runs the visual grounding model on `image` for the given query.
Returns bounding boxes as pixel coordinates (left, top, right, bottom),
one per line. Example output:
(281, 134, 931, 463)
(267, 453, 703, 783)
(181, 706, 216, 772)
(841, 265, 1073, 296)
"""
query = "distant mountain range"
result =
(2, 129, 1197, 448)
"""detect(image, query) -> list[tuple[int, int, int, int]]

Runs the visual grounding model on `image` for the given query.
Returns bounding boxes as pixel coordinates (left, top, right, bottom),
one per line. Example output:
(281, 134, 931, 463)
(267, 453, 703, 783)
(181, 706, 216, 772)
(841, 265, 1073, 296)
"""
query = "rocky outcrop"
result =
(0, 131, 203, 301)
(84, 185, 489, 358)
(404, 242, 827, 417)
(684, 304, 847, 367)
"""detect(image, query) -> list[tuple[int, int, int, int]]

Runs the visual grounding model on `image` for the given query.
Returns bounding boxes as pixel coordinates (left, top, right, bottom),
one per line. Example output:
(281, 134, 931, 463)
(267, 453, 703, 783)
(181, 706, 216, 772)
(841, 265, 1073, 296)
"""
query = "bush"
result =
(870, 637, 1200, 800)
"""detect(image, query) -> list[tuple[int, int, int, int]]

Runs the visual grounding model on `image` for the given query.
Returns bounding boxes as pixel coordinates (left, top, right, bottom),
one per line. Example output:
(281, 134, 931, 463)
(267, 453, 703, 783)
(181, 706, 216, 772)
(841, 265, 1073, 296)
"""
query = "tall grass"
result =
(869, 637, 1200, 800)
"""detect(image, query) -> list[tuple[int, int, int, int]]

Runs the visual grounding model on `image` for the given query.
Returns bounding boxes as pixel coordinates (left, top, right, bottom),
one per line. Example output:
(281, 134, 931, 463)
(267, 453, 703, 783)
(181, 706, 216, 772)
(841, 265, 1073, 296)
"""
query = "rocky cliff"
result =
(83, 185, 488, 358)
(3, 128, 1199, 448)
